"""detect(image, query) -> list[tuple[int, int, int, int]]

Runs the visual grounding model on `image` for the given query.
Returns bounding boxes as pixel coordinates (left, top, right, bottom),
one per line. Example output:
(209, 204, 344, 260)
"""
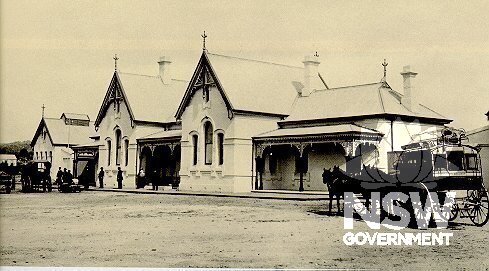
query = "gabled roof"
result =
(61, 113, 90, 121)
(31, 117, 94, 146)
(176, 51, 325, 118)
(95, 72, 188, 127)
(282, 82, 451, 124)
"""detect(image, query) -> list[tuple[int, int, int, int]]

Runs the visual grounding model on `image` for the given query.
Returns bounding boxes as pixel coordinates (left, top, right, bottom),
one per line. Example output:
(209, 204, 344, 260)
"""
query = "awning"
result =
(137, 129, 182, 142)
(253, 124, 383, 142)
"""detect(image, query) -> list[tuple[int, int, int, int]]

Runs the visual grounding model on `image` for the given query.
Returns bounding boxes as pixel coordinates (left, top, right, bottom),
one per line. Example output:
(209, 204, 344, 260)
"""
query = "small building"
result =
(0, 154, 17, 167)
(31, 113, 94, 177)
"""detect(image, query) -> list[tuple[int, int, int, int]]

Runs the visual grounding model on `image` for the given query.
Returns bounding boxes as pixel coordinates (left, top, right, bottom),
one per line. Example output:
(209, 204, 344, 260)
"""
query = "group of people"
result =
(137, 169, 162, 191)
(55, 167, 74, 186)
(97, 167, 124, 189)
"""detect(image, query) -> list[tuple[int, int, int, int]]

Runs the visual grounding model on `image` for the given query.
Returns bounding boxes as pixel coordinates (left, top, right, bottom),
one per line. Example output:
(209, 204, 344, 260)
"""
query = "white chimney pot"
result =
(400, 65, 418, 113)
(158, 56, 172, 84)
(301, 54, 321, 97)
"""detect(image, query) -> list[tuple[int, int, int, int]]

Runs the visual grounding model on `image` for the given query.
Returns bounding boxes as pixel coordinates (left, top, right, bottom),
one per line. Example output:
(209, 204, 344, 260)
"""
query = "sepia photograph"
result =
(1, 1, 488, 270)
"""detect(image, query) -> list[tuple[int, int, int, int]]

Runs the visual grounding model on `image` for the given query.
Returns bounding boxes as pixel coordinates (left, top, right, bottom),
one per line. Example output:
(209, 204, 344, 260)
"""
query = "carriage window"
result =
(466, 154, 478, 170)
(387, 151, 402, 174)
(434, 154, 447, 171)
(447, 151, 464, 171)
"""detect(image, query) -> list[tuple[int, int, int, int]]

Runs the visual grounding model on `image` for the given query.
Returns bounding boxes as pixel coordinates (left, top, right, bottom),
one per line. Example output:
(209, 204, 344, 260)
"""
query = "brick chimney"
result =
(301, 54, 321, 97)
(158, 56, 172, 84)
(400, 65, 418, 112)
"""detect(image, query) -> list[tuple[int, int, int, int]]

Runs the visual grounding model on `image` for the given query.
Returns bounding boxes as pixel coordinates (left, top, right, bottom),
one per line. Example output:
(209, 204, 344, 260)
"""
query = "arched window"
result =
(40, 152, 43, 160)
(217, 133, 224, 165)
(45, 151, 48, 161)
(36, 152, 38, 160)
(49, 151, 53, 162)
(204, 122, 213, 165)
(192, 134, 198, 166)
(124, 139, 129, 166)
(107, 140, 112, 166)
(115, 130, 122, 165)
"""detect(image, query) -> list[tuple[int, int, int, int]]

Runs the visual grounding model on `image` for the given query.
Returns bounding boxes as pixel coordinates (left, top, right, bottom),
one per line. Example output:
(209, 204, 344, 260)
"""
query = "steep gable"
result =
(95, 71, 188, 127)
(94, 72, 135, 128)
(175, 51, 234, 120)
(176, 51, 325, 119)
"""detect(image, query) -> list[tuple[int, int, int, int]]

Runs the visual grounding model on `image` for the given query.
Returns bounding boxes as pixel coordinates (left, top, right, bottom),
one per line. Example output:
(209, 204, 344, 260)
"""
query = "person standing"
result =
(137, 169, 145, 189)
(56, 167, 63, 186)
(62, 168, 68, 184)
(152, 169, 158, 191)
(67, 170, 73, 185)
(117, 167, 123, 189)
(98, 167, 104, 188)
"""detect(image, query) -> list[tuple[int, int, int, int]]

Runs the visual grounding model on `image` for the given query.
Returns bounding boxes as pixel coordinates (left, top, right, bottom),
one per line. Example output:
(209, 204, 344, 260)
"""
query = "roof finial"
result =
(41, 104, 45, 118)
(113, 54, 119, 71)
(314, 51, 319, 57)
(382, 58, 388, 82)
(201, 31, 208, 51)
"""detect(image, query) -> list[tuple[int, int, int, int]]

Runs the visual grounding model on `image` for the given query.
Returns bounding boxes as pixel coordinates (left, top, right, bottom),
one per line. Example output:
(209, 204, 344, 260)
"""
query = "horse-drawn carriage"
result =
(21, 160, 53, 193)
(322, 127, 488, 227)
(0, 170, 12, 194)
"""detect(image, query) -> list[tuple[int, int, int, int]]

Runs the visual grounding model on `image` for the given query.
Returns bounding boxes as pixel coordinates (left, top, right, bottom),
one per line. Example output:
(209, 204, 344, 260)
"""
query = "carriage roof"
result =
(401, 140, 479, 154)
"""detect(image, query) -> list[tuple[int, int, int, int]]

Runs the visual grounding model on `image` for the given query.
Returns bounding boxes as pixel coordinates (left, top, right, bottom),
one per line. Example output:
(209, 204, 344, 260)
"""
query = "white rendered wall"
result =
(179, 85, 280, 192)
(96, 97, 138, 188)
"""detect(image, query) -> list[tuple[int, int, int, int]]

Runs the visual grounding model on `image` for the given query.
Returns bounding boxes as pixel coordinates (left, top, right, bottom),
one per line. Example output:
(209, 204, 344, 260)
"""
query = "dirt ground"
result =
(0, 191, 488, 270)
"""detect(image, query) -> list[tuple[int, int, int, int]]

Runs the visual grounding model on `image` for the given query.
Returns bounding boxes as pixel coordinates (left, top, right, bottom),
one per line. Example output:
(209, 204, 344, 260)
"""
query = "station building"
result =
(69, 47, 451, 192)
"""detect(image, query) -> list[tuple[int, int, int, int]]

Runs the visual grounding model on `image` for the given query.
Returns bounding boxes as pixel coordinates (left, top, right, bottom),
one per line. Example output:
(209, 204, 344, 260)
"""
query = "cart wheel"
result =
(468, 188, 489, 227)
(449, 202, 459, 222)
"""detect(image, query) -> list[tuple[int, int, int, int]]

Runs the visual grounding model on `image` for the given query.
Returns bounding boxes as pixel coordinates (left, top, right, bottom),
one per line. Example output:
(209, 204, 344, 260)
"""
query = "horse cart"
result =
(0, 171, 12, 194)
(21, 160, 53, 193)
(322, 127, 488, 227)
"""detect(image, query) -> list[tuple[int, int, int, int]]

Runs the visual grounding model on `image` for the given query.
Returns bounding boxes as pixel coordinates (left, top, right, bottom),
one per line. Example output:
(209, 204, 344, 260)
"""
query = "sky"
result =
(1, 0, 488, 143)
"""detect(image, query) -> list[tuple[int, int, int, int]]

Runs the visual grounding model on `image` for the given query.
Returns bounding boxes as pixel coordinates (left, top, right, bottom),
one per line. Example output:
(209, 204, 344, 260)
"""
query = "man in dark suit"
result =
(117, 167, 123, 189)
(98, 167, 104, 188)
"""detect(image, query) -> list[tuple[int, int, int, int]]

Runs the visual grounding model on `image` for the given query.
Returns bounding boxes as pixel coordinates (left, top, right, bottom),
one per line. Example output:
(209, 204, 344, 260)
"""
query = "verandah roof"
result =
(253, 124, 383, 143)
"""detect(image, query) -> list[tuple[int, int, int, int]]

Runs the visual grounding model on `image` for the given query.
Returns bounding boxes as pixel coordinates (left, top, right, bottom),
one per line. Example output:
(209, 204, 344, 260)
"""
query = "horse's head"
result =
(322, 168, 332, 184)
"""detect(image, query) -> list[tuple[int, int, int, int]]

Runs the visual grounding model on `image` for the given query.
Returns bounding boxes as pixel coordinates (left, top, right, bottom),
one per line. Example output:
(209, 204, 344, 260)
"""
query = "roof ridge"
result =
(313, 82, 382, 93)
(119, 72, 187, 82)
(207, 52, 303, 69)
(118, 72, 159, 78)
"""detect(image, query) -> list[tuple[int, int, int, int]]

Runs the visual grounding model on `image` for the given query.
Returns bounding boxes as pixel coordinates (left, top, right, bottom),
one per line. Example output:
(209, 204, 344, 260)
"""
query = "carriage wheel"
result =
(449, 201, 459, 222)
(467, 188, 489, 227)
